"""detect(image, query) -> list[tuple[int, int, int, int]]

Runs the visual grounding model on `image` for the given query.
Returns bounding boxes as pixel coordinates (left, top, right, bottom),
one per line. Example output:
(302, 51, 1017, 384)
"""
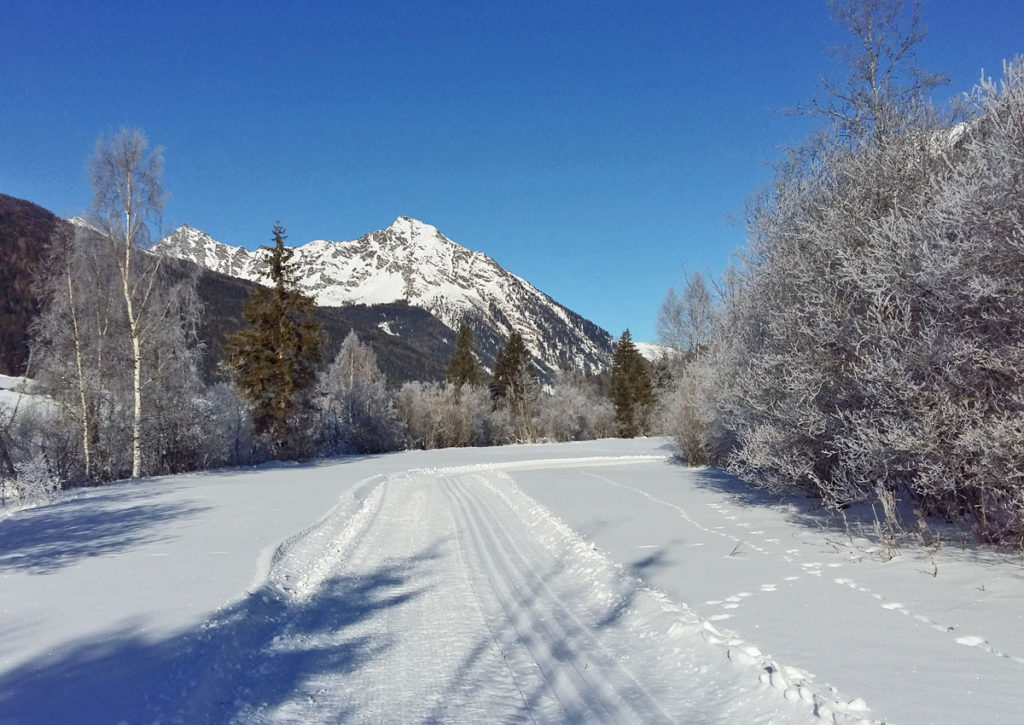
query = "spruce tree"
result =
(223, 222, 324, 457)
(446, 321, 483, 386)
(609, 329, 654, 438)
(491, 329, 530, 402)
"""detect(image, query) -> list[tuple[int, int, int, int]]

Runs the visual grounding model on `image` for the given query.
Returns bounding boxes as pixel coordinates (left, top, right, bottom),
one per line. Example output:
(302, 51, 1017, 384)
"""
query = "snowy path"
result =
(220, 467, 809, 723)
(2, 439, 1020, 723)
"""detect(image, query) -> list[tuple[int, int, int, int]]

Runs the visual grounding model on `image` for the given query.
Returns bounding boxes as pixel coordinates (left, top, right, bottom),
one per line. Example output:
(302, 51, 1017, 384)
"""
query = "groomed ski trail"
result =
(193, 463, 823, 724)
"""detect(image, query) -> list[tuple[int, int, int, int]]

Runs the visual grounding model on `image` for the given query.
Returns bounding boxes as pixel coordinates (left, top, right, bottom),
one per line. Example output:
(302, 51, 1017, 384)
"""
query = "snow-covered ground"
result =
(0, 439, 1020, 723)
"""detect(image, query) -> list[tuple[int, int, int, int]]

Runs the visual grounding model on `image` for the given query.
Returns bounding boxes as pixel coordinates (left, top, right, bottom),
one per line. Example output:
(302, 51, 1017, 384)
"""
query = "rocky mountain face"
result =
(156, 217, 614, 376)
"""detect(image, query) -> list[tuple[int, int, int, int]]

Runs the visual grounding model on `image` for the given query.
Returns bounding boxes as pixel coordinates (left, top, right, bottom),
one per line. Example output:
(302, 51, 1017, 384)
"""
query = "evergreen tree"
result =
(491, 329, 539, 441)
(223, 222, 324, 458)
(491, 329, 530, 403)
(609, 330, 654, 438)
(446, 321, 483, 386)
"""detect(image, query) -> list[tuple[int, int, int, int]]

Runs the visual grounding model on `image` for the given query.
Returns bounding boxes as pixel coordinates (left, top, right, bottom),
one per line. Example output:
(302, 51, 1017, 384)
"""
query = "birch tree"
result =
(88, 128, 167, 479)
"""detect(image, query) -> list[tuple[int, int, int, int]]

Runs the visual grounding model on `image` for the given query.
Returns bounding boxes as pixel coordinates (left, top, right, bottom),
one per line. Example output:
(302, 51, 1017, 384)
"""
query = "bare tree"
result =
(88, 128, 167, 478)
(795, 0, 947, 146)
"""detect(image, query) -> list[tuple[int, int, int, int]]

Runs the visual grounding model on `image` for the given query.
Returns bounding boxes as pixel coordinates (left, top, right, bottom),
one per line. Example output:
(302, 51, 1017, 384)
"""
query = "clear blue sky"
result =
(2, 1, 1021, 343)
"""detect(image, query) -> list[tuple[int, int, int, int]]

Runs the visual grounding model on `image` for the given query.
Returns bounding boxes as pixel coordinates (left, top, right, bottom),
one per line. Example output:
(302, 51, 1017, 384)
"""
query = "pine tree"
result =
(609, 330, 654, 438)
(446, 321, 483, 387)
(491, 329, 540, 441)
(491, 329, 530, 403)
(223, 222, 324, 458)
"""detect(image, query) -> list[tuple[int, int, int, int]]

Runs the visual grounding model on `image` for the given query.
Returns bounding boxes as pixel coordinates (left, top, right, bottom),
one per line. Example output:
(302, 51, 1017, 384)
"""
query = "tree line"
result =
(0, 131, 660, 504)
(657, 0, 1024, 545)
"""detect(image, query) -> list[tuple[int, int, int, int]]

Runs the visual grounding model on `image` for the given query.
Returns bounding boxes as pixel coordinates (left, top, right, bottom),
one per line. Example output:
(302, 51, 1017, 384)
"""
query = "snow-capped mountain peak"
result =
(154, 218, 613, 375)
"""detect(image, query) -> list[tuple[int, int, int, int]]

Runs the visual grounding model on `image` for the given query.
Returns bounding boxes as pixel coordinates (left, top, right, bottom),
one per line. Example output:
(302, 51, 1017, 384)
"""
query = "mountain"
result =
(190, 266, 456, 384)
(156, 217, 614, 376)
(0, 193, 69, 375)
(0, 195, 453, 383)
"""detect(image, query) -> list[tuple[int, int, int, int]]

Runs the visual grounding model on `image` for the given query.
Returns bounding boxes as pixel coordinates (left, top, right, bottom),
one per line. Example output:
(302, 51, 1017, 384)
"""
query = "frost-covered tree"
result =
(30, 132, 205, 483)
(88, 128, 178, 478)
(223, 222, 324, 458)
(535, 370, 616, 442)
(795, 0, 947, 146)
(394, 381, 504, 450)
(318, 330, 403, 454)
(657, 271, 715, 357)
(693, 5, 1024, 543)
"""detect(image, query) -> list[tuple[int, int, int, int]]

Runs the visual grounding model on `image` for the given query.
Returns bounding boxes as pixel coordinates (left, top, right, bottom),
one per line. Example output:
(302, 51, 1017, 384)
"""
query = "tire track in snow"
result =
(443, 473, 676, 724)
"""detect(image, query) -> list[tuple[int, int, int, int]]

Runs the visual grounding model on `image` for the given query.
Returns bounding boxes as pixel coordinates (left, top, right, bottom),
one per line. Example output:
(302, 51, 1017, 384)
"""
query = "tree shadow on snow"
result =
(0, 486, 210, 574)
(0, 540, 446, 724)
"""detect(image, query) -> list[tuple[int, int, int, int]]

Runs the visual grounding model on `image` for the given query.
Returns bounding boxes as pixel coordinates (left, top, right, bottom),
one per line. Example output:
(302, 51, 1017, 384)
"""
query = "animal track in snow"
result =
(696, 619, 882, 724)
(829, 575, 1024, 667)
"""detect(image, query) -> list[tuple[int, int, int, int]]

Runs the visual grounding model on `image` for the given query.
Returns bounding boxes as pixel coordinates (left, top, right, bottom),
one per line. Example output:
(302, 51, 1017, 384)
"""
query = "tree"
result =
(609, 330, 654, 438)
(491, 330, 530, 402)
(317, 330, 402, 454)
(657, 270, 715, 357)
(29, 129, 203, 483)
(223, 222, 324, 458)
(491, 330, 539, 441)
(796, 0, 947, 146)
(446, 321, 483, 386)
(88, 128, 170, 479)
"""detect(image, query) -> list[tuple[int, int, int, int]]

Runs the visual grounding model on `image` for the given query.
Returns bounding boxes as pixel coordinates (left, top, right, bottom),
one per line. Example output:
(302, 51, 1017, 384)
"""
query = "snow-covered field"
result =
(0, 439, 1020, 723)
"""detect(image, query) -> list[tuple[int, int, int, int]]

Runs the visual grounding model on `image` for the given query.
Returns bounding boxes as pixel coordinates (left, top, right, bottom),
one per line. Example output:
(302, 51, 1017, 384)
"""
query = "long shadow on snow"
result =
(0, 451, 392, 575)
(0, 541, 444, 724)
(423, 557, 581, 724)
(0, 485, 210, 574)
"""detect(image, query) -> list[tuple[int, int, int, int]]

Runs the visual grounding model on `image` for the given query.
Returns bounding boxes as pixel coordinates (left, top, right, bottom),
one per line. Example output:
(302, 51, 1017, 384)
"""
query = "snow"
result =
(153, 218, 614, 374)
(1, 439, 1020, 723)
(633, 341, 674, 362)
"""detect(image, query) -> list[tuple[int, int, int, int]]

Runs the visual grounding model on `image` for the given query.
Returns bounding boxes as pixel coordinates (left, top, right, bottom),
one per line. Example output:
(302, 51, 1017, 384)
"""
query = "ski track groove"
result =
(443, 473, 676, 724)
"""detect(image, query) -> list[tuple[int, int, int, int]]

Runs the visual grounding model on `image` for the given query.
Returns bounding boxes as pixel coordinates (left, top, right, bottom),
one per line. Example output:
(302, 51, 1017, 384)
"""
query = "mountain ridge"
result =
(156, 217, 614, 376)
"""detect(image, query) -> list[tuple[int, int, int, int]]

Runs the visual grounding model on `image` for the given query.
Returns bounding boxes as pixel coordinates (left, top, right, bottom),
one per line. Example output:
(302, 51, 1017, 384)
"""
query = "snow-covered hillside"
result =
(155, 218, 613, 375)
(2, 439, 1020, 723)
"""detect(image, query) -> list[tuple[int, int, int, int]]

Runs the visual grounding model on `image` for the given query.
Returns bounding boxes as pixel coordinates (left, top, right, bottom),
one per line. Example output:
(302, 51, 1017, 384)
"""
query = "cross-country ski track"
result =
(2, 439, 1022, 724)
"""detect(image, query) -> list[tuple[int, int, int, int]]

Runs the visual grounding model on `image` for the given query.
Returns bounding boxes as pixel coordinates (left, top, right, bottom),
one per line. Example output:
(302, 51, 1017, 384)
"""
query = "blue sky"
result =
(2, 1, 1022, 343)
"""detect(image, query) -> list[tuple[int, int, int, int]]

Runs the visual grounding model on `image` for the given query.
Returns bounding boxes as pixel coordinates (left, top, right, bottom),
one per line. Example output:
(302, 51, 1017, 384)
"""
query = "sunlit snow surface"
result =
(0, 439, 1021, 723)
